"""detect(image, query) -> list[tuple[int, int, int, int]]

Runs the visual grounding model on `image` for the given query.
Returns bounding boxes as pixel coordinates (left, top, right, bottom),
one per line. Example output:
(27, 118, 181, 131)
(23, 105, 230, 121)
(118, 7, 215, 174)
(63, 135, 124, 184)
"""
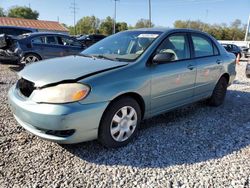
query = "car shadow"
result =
(8, 64, 24, 72)
(62, 90, 250, 168)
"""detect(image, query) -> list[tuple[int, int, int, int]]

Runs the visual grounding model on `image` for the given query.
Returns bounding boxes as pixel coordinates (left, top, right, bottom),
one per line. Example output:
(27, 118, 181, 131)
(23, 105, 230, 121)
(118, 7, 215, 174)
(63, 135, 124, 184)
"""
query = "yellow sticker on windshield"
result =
(138, 34, 159, 38)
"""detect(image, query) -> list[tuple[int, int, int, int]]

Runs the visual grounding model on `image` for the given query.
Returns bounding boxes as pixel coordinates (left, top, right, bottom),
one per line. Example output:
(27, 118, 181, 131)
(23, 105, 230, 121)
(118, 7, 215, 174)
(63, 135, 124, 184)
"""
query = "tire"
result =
(22, 53, 41, 64)
(207, 77, 228, 107)
(246, 74, 250, 78)
(98, 97, 141, 148)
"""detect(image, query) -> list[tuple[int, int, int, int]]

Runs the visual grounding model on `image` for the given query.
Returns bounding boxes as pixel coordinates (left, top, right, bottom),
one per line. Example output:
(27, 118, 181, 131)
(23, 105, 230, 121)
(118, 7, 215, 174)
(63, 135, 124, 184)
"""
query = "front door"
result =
(150, 33, 197, 115)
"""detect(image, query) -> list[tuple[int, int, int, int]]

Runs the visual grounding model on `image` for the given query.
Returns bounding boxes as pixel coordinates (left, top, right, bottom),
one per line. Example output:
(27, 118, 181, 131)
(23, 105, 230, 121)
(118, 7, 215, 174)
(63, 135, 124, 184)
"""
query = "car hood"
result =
(19, 55, 128, 87)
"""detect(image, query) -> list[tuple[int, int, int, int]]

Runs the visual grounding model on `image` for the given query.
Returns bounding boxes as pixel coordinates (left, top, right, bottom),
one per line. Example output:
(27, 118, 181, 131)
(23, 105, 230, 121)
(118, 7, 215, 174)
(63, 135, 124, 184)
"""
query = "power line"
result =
(149, 0, 151, 28)
(113, 0, 119, 34)
(70, 0, 78, 35)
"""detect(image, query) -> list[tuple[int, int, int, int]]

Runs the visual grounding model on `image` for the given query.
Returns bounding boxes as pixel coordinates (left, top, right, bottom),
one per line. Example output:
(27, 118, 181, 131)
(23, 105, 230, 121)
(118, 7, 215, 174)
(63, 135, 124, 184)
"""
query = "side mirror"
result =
(153, 52, 175, 64)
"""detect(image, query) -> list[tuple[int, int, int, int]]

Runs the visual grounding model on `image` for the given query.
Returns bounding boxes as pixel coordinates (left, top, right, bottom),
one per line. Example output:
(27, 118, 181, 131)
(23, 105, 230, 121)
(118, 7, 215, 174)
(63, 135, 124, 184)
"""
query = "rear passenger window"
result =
(156, 33, 190, 61)
(191, 35, 214, 57)
(58, 37, 82, 47)
(45, 36, 58, 45)
(32, 37, 44, 44)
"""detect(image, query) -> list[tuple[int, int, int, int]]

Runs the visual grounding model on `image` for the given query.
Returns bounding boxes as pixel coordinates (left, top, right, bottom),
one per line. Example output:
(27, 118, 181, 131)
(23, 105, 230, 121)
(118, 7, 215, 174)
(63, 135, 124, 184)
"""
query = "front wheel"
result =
(98, 97, 141, 148)
(22, 54, 41, 64)
(207, 77, 228, 107)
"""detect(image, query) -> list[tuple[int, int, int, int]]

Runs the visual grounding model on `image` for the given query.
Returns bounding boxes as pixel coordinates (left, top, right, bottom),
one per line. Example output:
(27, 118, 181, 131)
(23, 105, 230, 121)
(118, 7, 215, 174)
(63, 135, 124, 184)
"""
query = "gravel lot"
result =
(0, 61, 250, 188)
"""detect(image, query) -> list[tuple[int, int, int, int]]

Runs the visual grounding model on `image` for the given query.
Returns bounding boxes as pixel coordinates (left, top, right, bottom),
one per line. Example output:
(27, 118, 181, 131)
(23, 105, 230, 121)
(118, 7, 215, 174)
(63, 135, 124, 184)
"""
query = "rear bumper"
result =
(8, 85, 109, 144)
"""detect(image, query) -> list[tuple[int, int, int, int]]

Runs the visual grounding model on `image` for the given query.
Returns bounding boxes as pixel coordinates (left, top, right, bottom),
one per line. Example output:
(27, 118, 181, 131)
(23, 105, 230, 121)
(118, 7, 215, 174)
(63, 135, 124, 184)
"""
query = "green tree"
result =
(99, 16, 113, 35)
(174, 20, 204, 30)
(68, 26, 75, 35)
(75, 16, 100, 35)
(7, 6, 39, 19)
(230, 19, 245, 40)
(116, 22, 128, 32)
(174, 19, 245, 40)
(0, 7, 5, 17)
(135, 19, 154, 28)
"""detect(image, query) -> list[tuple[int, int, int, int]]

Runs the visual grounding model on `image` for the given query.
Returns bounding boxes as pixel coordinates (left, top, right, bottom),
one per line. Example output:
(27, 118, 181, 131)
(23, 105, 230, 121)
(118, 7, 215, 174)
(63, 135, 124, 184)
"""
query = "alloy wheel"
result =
(24, 55, 40, 64)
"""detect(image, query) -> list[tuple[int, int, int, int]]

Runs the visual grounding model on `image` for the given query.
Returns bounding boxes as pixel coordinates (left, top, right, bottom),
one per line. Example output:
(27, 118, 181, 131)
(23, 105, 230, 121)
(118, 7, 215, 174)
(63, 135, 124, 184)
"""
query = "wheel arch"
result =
(108, 92, 146, 120)
(98, 92, 146, 137)
(23, 52, 42, 60)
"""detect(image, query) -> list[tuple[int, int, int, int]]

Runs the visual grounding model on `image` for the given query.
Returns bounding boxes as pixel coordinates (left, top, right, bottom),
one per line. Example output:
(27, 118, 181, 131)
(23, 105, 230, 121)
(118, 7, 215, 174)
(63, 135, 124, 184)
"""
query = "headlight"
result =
(30, 83, 90, 103)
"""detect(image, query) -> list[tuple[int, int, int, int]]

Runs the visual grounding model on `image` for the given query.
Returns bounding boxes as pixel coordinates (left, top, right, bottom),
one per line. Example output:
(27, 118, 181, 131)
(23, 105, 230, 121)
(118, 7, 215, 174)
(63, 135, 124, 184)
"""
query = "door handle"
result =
(216, 60, 222, 64)
(187, 64, 195, 70)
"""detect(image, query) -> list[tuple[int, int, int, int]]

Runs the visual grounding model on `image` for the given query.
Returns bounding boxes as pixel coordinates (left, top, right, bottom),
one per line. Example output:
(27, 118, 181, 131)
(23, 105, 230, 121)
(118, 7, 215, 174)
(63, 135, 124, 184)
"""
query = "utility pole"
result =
(245, 14, 250, 41)
(70, 0, 78, 35)
(113, 0, 119, 34)
(149, 0, 151, 27)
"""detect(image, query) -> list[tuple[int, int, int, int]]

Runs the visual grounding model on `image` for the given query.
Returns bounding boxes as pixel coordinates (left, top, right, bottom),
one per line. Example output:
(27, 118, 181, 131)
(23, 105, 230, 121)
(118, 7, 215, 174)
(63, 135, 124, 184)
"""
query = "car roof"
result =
(124, 28, 213, 35)
(23, 32, 70, 37)
(0, 25, 37, 31)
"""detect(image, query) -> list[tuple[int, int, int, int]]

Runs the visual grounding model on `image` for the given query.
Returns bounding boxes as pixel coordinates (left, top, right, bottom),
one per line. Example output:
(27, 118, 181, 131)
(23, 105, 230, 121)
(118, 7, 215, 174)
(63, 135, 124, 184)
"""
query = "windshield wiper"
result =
(78, 54, 95, 58)
(91, 54, 118, 61)
(80, 54, 130, 62)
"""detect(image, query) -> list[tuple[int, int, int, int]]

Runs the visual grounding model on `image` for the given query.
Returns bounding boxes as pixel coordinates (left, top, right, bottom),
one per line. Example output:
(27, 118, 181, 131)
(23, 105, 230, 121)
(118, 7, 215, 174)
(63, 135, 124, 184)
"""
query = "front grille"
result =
(17, 78, 35, 97)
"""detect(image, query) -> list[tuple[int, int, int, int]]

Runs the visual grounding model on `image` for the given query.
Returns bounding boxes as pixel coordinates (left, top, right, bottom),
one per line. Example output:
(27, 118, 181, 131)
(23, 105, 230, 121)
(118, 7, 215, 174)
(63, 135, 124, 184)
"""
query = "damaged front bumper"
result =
(0, 34, 23, 62)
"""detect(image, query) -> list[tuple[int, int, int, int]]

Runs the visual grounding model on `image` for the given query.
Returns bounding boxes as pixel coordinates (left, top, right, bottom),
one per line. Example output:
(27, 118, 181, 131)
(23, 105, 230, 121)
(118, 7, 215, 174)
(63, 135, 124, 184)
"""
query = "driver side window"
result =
(156, 33, 190, 61)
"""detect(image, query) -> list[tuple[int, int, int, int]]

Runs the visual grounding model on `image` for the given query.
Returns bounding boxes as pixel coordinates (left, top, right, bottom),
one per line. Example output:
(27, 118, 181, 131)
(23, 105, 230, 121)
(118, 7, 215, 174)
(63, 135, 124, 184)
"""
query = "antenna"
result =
(113, 0, 119, 34)
(70, 0, 79, 35)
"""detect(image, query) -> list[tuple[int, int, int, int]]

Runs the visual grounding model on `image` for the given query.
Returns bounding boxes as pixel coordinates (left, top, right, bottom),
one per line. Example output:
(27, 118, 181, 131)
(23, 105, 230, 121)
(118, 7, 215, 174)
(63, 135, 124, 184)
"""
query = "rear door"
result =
(57, 36, 83, 56)
(150, 33, 197, 115)
(43, 35, 65, 59)
(190, 33, 222, 97)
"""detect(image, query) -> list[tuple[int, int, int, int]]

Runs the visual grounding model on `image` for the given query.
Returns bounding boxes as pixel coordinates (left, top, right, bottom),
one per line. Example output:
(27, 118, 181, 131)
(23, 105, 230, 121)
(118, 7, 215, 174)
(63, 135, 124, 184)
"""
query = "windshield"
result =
(81, 31, 162, 62)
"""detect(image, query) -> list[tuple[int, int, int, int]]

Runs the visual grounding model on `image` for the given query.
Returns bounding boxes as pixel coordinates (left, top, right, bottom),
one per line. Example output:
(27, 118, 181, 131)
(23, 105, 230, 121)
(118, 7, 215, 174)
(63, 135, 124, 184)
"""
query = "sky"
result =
(0, 0, 250, 27)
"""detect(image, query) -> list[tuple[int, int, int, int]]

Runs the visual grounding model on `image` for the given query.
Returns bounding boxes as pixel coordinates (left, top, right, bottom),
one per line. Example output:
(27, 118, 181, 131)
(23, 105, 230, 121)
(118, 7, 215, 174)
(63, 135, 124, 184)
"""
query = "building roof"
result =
(0, 17, 68, 32)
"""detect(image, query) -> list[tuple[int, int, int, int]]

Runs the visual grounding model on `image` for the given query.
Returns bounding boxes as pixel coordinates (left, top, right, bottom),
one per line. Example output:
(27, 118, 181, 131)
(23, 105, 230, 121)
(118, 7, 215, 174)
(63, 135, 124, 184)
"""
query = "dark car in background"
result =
(241, 46, 250, 58)
(18, 32, 85, 63)
(0, 26, 38, 36)
(77, 34, 106, 47)
(222, 43, 242, 58)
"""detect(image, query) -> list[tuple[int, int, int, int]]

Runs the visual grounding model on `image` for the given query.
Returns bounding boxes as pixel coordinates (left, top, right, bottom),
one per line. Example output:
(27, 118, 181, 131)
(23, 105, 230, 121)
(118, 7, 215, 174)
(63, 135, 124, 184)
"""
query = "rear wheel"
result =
(22, 53, 41, 64)
(98, 97, 141, 148)
(207, 77, 228, 106)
